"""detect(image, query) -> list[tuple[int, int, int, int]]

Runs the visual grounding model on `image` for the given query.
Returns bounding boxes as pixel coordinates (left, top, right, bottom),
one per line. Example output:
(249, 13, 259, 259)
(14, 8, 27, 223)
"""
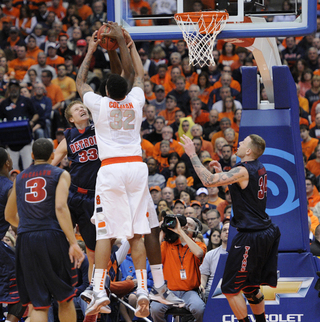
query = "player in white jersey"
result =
(76, 23, 150, 318)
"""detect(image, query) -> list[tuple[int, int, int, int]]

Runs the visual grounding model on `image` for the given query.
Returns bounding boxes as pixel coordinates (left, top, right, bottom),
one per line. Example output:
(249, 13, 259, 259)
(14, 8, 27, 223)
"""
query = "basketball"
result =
(97, 25, 119, 51)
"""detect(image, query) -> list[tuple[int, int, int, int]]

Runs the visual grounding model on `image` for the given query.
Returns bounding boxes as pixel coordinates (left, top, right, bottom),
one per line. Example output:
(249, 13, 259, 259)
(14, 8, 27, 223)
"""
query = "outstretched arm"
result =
(123, 29, 144, 90)
(180, 135, 248, 187)
(76, 30, 100, 101)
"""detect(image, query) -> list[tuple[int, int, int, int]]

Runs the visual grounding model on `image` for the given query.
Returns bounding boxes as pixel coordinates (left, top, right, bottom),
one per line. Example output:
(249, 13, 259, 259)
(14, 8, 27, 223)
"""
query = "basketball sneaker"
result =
(85, 289, 110, 316)
(150, 281, 185, 307)
(135, 289, 150, 318)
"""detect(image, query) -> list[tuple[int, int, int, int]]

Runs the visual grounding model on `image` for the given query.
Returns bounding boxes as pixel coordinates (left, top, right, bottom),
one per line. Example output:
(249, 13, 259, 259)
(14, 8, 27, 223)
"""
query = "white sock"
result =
(90, 264, 95, 286)
(150, 264, 165, 289)
(136, 269, 148, 291)
(94, 268, 107, 292)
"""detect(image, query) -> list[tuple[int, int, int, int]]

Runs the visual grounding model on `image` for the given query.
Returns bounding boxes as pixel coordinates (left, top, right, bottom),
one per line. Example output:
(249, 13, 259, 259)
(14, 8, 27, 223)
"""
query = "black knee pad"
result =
(243, 287, 264, 305)
(8, 302, 27, 320)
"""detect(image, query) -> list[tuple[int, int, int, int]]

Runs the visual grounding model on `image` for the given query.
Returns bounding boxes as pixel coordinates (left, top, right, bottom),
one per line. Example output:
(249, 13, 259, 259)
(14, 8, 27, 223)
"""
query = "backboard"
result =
(107, 0, 316, 41)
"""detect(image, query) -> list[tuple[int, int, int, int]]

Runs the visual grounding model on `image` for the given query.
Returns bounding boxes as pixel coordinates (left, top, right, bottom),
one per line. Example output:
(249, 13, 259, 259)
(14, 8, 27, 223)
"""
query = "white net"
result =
(174, 12, 229, 68)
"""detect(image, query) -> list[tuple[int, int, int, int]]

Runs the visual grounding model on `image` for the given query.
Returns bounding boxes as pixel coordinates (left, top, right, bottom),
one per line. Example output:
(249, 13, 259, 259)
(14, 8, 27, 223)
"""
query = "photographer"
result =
(151, 214, 206, 322)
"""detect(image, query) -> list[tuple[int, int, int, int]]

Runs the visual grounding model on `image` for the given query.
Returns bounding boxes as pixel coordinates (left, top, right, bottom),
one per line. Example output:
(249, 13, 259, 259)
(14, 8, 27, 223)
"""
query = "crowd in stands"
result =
(2, 0, 320, 321)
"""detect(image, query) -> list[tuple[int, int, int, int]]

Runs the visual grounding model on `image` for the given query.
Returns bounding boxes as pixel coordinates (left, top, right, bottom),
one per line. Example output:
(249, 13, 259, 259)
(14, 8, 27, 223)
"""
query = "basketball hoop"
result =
(174, 11, 229, 67)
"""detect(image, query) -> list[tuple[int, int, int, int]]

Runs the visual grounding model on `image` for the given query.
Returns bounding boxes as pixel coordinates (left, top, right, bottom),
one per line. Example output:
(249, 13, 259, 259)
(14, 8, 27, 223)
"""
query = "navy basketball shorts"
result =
(68, 189, 96, 251)
(221, 223, 281, 295)
(16, 230, 78, 309)
(0, 241, 20, 303)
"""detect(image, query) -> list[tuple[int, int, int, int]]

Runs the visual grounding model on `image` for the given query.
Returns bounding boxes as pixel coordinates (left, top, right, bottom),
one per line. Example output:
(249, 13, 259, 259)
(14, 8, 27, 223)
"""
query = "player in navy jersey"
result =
(180, 134, 280, 322)
(52, 100, 100, 281)
(5, 139, 84, 322)
(0, 148, 26, 322)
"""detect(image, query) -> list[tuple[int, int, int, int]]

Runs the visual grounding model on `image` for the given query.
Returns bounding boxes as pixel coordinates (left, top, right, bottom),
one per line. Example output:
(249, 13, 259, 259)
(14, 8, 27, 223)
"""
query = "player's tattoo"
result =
(76, 51, 94, 98)
(189, 155, 246, 186)
(133, 76, 144, 90)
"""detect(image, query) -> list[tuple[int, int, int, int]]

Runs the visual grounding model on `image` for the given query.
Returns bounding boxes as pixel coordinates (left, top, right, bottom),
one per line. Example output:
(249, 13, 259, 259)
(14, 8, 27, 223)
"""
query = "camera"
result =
(161, 214, 187, 243)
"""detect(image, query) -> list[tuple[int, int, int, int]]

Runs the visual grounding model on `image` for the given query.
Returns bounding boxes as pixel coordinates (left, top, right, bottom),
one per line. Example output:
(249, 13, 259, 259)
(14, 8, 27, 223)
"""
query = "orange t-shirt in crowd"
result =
(8, 58, 36, 81)
(26, 47, 43, 62)
(130, 0, 151, 14)
(48, 4, 67, 19)
(141, 139, 154, 158)
(217, 200, 230, 217)
(211, 131, 239, 152)
(218, 54, 240, 69)
(167, 175, 194, 188)
(201, 138, 215, 159)
(218, 111, 234, 123)
(3, 7, 20, 24)
(154, 155, 169, 172)
(231, 122, 239, 133)
(145, 92, 156, 101)
(311, 100, 320, 122)
(45, 83, 64, 106)
(308, 195, 320, 209)
(306, 159, 320, 177)
(211, 77, 241, 93)
(153, 139, 184, 159)
(299, 95, 309, 113)
(161, 239, 206, 291)
(208, 197, 224, 208)
(308, 209, 320, 235)
(301, 138, 319, 159)
(189, 110, 210, 126)
(198, 86, 215, 105)
(150, 73, 168, 86)
(158, 107, 180, 125)
(46, 56, 65, 72)
(77, 5, 93, 20)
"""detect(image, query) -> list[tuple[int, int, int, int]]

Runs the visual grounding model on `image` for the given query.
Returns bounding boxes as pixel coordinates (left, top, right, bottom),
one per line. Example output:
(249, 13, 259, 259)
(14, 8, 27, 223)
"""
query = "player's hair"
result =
(32, 139, 53, 161)
(106, 74, 128, 100)
(64, 100, 87, 127)
(249, 134, 266, 159)
(0, 147, 9, 169)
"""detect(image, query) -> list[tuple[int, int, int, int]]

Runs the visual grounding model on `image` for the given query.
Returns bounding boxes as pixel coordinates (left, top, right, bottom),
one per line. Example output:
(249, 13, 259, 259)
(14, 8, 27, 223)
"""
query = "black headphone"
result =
(190, 217, 203, 238)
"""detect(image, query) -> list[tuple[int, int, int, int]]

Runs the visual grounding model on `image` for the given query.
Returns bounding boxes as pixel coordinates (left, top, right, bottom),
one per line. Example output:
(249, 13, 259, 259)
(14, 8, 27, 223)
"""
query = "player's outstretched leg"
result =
(145, 227, 185, 307)
(224, 292, 249, 322)
(58, 299, 76, 322)
(243, 288, 266, 322)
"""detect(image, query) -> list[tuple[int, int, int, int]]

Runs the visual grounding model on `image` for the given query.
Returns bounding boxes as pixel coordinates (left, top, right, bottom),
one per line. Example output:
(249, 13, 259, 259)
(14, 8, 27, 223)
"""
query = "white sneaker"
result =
(81, 286, 93, 304)
(150, 281, 185, 307)
(85, 290, 110, 316)
(135, 289, 150, 318)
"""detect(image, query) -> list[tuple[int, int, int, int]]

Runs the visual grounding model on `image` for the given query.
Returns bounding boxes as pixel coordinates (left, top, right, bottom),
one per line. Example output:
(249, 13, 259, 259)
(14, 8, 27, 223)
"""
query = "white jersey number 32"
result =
(109, 109, 135, 130)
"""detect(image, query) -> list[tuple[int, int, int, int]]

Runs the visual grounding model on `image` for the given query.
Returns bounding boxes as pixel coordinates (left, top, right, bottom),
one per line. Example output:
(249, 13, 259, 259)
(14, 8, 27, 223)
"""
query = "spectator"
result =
(67, 27, 82, 51)
(52, 63, 77, 105)
(210, 85, 242, 112)
(150, 64, 168, 86)
(86, 0, 107, 27)
(160, 40, 177, 61)
(150, 46, 168, 67)
(139, 47, 157, 77)
(196, 187, 209, 206)
(15, 4, 37, 37)
(25, 52, 57, 83)
(153, 126, 184, 160)
(232, 108, 242, 133)
(190, 124, 215, 158)
(158, 95, 180, 125)
(41, 11, 58, 36)
(148, 157, 166, 189)
(219, 96, 236, 123)
(149, 84, 166, 114)
(172, 199, 186, 215)
(155, 140, 171, 171)
(150, 186, 162, 206)
(180, 190, 192, 207)
(190, 97, 209, 126)
(206, 227, 222, 251)
(65, 55, 77, 80)
(75, 0, 93, 21)
(31, 24, 46, 47)
(207, 186, 224, 208)
(300, 124, 319, 160)
(167, 76, 191, 115)
(219, 144, 233, 172)
(305, 75, 320, 110)
(296, 83, 309, 113)
(141, 104, 156, 137)
(8, 44, 36, 81)
(171, 109, 186, 136)
(144, 79, 155, 101)
(224, 127, 238, 152)
(130, 0, 151, 15)
(73, 39, 96, 71)
(35, 1, 50, 24)
(31, 82, 52, 138)
(310, 224, 320, 256)
(162, 186, 175, 209)
(48, 0, 67, 20)
(310, 113, 320, 139)
(145, 115, 166, 145)
(203, 109, 220, 141)
(46, 42, 65, 71)
(0, 79, 39, 170)
(305, 47, 319, 71)
(167, 160, 194, 188)
(166, 52, 182, 77)
(25, 34, 43, 62)
(2, 0, 19, 25)
(219, 42, 239, 68)
(217, 187, 232, 217)
(306, 144, 320, 177)
(150, 216, 206, 322)
(177, 41, 189, 62)
(281, 36, 303, 69)
(173, 175, 196, 200)
(211, 117, 239, 149)
(57, 34, 76, 58)
(164, 66, 182, 94)
(200, 222, 229, 300)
